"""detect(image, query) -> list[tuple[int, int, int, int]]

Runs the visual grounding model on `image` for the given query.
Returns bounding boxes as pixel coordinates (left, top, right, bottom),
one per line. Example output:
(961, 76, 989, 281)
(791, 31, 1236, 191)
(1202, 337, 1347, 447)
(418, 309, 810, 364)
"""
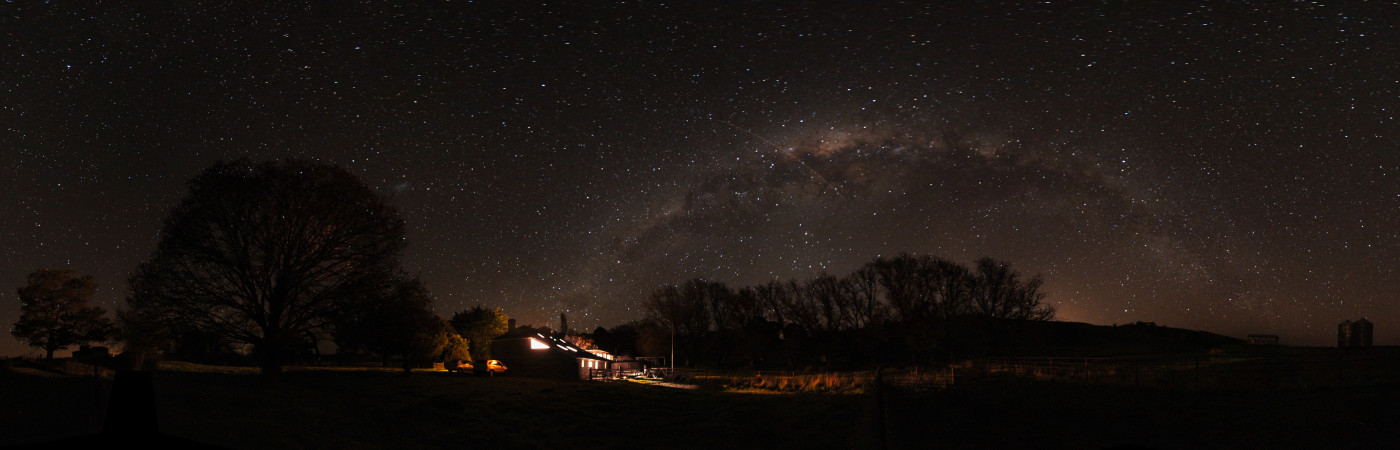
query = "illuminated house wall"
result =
(491, 328, 611, 380)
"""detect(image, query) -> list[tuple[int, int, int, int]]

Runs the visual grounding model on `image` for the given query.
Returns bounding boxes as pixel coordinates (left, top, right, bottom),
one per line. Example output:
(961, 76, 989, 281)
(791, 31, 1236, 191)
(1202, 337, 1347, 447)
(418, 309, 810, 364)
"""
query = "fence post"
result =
(1337, 350, 1344, 387)
(1195, 355, 1201, 389)
(873, 367, 888, 449)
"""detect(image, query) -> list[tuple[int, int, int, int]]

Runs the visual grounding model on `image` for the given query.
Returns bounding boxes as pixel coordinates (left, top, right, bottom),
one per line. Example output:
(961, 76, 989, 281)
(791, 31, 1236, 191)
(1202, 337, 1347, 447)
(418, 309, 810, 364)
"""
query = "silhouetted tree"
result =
(337, 275, 446, 373)
(725, 287, 768, 330)
(868, 254, 970, 323)
(840, 266, 887, 329)
(634, 319, 672, 360)
(588, 327, 612, 352)
(734, 316, 782, 367)
(866, 254, 971, 360)
(448, 305, 509, 360)
(599, 322, 640, 357)
(124, 159, 406, 382)
(632, 253, 1057, 368)
(114, 303, 170, 369)
(646, 280, 724, 366)
(763, 279, 822, 333)
(439, 332, 472, 364)
(805, 273, 845, 332)
(644, 282, 711, 338)
(690, 279, 739, 332)
(969, 258, 1054, 320)
(12, 269, 115, 361)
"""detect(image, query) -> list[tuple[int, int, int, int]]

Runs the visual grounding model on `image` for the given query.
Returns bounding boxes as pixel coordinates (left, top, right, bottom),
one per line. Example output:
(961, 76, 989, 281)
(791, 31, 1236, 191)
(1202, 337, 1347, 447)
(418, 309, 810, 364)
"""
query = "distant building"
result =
(1338, 318, 1373, 348)
(72, 345, 111, 360)
(1247, 334, 1279, 345)
(491, 326, 612, 380)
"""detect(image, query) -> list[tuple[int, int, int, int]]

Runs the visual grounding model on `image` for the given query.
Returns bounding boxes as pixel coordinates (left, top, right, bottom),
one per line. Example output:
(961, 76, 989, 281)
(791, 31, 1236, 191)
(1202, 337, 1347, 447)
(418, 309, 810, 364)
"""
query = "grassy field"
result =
(8, 360, 1400, 448)
(882, 379, 1400, 449)
(0, 366, 108, 446)
(150, 365, 876, 449)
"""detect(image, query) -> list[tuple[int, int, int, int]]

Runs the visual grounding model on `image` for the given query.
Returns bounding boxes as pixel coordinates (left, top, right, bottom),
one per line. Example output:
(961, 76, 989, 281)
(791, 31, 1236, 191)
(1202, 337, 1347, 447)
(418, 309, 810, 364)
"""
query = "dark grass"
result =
(9, 361, 1400, 449)
(881, 379, 1400, 449)
(0, 369, 109, 446)
(150, 369, 876, 449)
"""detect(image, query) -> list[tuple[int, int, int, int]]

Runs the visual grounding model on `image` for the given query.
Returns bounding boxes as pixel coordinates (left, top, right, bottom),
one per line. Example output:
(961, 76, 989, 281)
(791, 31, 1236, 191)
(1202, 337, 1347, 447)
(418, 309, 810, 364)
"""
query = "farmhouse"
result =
(491, 327, 611, 380)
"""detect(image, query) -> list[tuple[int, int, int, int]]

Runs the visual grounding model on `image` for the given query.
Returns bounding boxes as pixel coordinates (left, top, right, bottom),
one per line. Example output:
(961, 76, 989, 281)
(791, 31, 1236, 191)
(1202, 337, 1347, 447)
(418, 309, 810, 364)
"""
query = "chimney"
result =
(507, 318, 516, 332)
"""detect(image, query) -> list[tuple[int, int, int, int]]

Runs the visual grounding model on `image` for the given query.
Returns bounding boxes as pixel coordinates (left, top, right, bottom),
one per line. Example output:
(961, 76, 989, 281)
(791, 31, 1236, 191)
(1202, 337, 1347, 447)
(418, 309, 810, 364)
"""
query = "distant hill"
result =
(945, 318, 1245, 357)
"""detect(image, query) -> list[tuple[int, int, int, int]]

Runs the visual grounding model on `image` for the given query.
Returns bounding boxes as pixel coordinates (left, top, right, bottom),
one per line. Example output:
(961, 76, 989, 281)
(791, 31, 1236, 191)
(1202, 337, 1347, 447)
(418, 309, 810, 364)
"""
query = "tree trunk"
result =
(45, 347, 55, 362)
(256, 333, 285, 385)
(259, 354, 283, 385)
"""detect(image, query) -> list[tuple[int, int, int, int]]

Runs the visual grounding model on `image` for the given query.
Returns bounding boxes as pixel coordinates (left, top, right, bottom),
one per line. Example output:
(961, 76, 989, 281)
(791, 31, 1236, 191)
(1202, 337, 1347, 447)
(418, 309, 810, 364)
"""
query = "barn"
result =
(491, 327, 611, 380)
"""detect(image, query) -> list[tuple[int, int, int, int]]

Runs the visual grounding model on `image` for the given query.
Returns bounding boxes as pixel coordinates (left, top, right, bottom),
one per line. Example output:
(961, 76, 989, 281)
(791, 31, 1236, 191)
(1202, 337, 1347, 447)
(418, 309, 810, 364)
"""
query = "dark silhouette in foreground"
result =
(12, 370, 221, 448)
(124, 159, 408, 384)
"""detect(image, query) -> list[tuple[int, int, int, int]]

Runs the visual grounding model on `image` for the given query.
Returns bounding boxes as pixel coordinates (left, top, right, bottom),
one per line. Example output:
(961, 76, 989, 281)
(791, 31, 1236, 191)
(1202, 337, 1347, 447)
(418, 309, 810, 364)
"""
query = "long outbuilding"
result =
(491, 327, 612, 380)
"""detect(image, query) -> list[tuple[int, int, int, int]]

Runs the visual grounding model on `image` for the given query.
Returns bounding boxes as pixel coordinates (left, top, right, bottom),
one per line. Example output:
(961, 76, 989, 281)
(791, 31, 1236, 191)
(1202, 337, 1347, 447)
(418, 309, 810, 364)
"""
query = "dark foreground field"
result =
(6, 363, 1400, 449)
(0, 366, 109, 446)
(151, 368, 876, 449)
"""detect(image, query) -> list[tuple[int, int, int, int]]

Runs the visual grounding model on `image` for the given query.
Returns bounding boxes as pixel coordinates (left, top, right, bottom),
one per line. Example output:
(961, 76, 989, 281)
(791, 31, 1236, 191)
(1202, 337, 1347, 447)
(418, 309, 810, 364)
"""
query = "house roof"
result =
(494, 329, 611, 361)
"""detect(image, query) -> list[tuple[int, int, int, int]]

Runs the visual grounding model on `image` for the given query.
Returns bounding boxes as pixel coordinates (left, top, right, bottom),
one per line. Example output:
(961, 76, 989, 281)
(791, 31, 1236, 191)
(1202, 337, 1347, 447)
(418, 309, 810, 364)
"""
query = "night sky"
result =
(4, 1, 1398, 356)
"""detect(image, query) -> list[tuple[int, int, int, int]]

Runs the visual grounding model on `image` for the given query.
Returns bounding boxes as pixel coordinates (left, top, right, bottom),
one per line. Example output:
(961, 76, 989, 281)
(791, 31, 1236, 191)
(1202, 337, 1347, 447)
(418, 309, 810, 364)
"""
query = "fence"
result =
(610, 366, 958, 392)
(985, 349, 1400, 390)
(604, 349, 1400, 392)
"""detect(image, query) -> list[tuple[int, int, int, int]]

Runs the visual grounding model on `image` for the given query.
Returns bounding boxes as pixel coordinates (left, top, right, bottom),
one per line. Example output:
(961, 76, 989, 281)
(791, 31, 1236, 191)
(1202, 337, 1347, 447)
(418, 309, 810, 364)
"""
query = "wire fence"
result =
(984, 349, 1400, 390)
(606, 348, 1400, 392)
(622, 366, 958, 392)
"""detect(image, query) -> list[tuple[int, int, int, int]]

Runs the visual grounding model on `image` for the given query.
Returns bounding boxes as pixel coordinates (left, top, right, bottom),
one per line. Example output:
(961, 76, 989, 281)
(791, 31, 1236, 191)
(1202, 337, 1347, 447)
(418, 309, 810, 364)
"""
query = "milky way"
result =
(4, 2, 1399, 355)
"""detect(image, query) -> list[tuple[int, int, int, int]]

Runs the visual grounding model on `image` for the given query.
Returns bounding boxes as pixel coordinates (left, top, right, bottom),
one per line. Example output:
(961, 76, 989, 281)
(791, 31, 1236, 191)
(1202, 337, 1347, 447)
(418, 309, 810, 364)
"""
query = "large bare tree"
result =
(125, 159, 405, 380)
(969, 258, 1055, 321)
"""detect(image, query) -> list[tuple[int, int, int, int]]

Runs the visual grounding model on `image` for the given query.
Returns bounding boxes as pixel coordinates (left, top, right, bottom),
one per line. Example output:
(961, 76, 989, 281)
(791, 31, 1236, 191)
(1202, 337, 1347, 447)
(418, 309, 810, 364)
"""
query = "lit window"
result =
(530, 338, 549, 350)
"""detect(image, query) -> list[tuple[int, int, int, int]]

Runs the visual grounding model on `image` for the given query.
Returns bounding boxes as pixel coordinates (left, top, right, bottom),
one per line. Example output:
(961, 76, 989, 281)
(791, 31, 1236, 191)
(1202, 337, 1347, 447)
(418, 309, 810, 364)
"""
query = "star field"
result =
(4, 1, 1399, 356)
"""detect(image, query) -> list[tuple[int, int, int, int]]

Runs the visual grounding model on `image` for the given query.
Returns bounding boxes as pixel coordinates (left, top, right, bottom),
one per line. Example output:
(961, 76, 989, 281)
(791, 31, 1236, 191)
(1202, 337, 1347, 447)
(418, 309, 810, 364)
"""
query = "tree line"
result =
(10, 158, 1057, 379)
(616, 254, 1054, 368)
(11, 160, 509, 383)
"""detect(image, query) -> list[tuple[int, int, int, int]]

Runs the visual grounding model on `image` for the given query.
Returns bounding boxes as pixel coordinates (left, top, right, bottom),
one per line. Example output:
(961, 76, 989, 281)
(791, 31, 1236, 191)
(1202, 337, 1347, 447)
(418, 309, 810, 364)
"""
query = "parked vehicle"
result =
(473, 359, 508, 376)
(446, 360, 473, 373)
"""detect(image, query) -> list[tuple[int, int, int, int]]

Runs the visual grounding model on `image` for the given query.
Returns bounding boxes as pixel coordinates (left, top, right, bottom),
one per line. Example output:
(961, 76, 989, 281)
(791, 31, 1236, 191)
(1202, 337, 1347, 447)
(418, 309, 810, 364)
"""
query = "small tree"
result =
(12, 269, 115, 361)
(439, 332, 471, 365)
(448, 306, 508, 360)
